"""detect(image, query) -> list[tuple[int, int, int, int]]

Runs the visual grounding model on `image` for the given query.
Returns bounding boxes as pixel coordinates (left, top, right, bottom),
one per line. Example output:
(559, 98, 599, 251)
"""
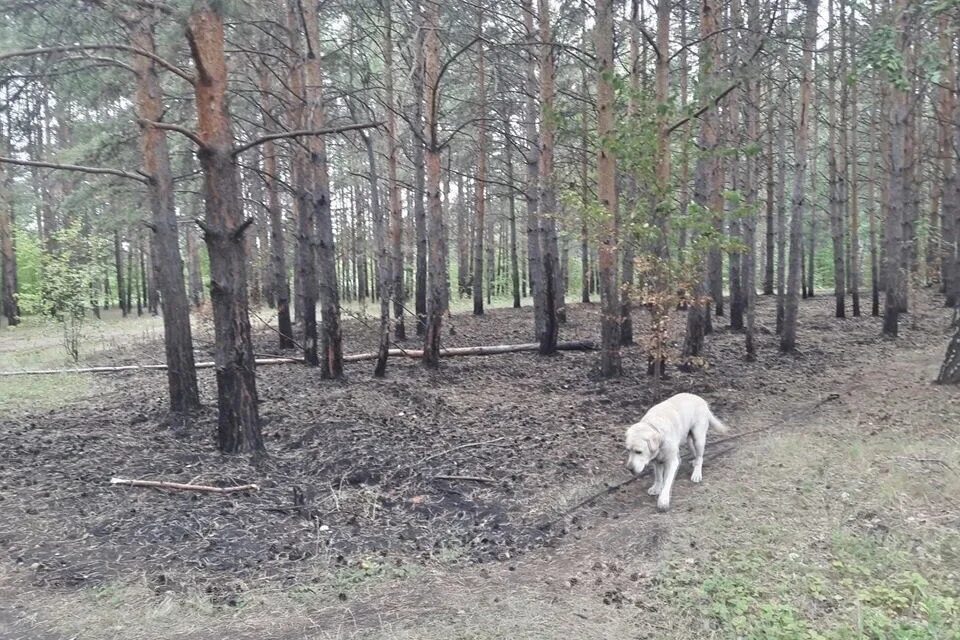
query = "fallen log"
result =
(0, 341, 595, 376)
(109, 477, 260, 494)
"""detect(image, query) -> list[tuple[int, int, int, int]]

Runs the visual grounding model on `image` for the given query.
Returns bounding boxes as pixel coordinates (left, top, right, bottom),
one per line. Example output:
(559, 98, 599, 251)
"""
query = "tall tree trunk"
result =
(684, 0, 721, 358)
(257, 65, 293, 348)
(763, 102, 776, 296)
(413, 1, 428, 336)
(523, 0, 552, 353)
(727, 0, 744, 331)
(186, 1, 263, 455)
(538, 0, 564, 336)
(362, 128, 391, 377)
(595, 0, 621, 377)
(186, 222, 204, 309)
(301, 1, 343, 379)
(780, 0, 818, 353)
(286, 0, 318, 366)
(827, 0, 847, 317)
(846, 0, 861, 317)
(132, 9, 200, 413)
(579, 54, 591, 305)
(743, 0, 759, 360)
(422, 0, 445, 366)
(883, 0, 909, 336)
(619, 0, 641, 348)
(114, 228, 127, 316)
(472, 13, 487, 316)
(868, 99, 881, 317)
(382, 0, 406, 340)
(506, 125, 521, 309)
(939, 21, 958, 307)
(774, 0, 788, 333)
(0, 162, 17, 326)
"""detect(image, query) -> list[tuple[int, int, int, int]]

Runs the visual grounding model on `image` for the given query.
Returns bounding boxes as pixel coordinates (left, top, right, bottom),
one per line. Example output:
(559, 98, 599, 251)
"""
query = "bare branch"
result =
(0, 44, 194, 83)
(232, 121, 383, 156)
(139, 120, 205, 147)
(0, 156, 149, 183)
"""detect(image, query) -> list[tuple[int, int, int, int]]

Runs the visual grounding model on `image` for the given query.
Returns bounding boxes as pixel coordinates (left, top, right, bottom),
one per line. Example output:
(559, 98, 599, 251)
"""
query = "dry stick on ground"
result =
(109, 477, 260, 493)
(432, 475, 496, 483)
(0, 341, 597, 376)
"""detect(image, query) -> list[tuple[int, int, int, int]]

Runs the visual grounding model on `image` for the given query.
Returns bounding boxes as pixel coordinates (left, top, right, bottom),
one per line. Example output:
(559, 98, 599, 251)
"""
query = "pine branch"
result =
(0, 156, 149, 183)
(232, 122, 383, 156)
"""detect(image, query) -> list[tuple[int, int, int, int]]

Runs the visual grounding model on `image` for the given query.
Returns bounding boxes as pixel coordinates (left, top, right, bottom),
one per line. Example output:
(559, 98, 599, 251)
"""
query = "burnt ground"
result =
(0, 292, 958, 639)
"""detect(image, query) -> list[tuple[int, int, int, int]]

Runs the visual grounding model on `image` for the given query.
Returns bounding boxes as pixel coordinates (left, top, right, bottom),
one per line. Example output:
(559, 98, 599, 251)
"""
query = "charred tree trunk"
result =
(827, 0, 846, 318)
(413, 2, 428, 337)
(187, 2, 263, 455)
(780, 0, 818, 353)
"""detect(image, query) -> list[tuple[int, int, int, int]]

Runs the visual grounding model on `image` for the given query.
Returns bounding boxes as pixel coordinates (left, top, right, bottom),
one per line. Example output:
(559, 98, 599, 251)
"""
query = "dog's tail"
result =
(707, 409, 729, 434)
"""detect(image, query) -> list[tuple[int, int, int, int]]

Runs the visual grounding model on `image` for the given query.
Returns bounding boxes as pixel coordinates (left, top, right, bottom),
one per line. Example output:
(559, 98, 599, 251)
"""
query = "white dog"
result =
(624, 393, 729, 511)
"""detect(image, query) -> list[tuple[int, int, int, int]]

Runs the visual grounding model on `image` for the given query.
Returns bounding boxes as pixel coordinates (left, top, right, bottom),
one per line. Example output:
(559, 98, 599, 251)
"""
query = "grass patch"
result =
(0, 373, 91, 412)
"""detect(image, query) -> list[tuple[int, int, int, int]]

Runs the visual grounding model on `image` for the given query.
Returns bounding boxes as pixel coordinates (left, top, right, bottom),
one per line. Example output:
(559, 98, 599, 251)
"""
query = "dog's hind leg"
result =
(690, 421, 708, 483)
(657, 453, 681, 511)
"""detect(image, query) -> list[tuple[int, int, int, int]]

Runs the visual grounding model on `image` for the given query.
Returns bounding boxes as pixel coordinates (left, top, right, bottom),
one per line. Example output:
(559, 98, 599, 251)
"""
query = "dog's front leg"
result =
(657, 453, 681, 512)
(648, 462, 664, 496)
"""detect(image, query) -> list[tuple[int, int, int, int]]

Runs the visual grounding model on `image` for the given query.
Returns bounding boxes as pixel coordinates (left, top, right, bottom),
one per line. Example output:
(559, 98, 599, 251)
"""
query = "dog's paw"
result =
(657, 498, 671, 512)
(647, 485, 661, 496)
(691, 470, 702, 483)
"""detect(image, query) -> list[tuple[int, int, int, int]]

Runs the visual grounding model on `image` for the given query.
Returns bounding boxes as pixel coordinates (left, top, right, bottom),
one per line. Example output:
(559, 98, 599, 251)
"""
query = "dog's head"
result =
(624, 422, 661, 475)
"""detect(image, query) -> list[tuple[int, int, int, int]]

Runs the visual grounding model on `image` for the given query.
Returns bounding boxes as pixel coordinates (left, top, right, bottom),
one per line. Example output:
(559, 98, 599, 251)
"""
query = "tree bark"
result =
(780, 0, 818, 353)
(883, 0, 909, 337)
(286, 0, 318, 366)
(827, 0, 847, 318)
(422, 0, 445, 367)
(684, 0, 722, 358)
(472, 13, 487, 316)
(257, 65, 293, 348)
(505, 123, 522, 309)
(186, 1, 264, 455)
(413, 1, 428, 337)
(523, 0, 552, 353)
(846, 0, 861, 317)
(0, 160, 18, 326)
(301, 1, 343, 379)
(382, 0, 406, 340)
(595, 0, 621, 377)
(743, 0, 760, 360)
(538, 0, 563, 337)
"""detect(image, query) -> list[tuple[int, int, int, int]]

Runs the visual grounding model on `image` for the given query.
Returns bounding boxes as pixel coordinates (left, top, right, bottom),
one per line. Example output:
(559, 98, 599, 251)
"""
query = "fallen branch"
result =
(432, 475, 496, 483)
(344, 340, 596, 362)
(109, 477, 260, 493)
(0, 341, 594, 376)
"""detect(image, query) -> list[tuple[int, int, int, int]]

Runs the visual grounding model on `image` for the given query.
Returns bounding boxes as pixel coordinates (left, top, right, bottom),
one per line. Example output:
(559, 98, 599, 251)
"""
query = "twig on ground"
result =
(109, 477, 260, 493)
(432, 475, 496, 483)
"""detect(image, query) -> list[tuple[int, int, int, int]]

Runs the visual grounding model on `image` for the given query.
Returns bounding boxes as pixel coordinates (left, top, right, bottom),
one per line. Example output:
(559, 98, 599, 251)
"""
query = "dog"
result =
(624, 393, 729, 511)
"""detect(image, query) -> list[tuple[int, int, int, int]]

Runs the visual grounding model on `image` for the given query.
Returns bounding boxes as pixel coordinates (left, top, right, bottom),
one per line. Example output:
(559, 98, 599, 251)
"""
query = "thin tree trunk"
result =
(523, 0, 551, 352)
(595, 0, 621, 377)
(743, 0, 759, 360)
(187, 1, 263, 455)
(883, 0, 909, 337)
(538, 0, 563, 337)
(0, 159, 17, 326)
(113, 229, 126, 316)
(422, 0, 445, 367)
(780, 0, 818, 353)
(473, 13, 487, 316)
(382, 0, 406, 340)
(847, 0, 861, 317)
(286, 0, 318, 366)
(413, 1, 427, 337)
(827, 0, 846, 317)
(684, 0, 721, 358)
(257, 65, 293, 348)
(301, 2, 343, 379)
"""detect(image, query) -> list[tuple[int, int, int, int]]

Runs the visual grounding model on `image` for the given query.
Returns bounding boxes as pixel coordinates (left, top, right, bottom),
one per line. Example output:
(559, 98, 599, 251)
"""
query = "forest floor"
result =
(0, 291, 958, 639)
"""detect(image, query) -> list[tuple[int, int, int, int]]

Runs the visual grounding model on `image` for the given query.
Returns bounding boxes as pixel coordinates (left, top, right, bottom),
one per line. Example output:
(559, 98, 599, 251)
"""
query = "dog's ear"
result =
(645, 430, 662, 453)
